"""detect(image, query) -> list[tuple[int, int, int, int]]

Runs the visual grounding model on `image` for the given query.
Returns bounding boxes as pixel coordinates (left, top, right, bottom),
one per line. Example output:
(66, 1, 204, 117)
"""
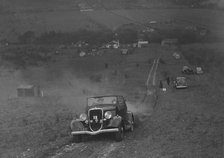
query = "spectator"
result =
(159, 80, 163, 89)
(105, 63, 108, 69)
(166, 77, 170, 85)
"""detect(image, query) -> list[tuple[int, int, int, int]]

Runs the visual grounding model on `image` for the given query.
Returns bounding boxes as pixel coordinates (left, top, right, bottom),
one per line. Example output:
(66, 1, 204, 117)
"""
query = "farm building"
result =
(161, 38, 178, 46)
(17, 85, 42, 97)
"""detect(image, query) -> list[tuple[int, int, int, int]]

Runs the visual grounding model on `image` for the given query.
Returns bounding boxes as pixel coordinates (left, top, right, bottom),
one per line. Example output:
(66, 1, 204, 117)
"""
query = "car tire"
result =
(129, 116, 134, 132)
(115, 124, 124, 142)
(72, 135, 82, 143)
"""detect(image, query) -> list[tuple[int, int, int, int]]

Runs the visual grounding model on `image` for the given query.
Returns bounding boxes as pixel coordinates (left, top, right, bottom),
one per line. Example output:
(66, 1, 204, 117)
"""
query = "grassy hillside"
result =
(0, 0, 221, 13)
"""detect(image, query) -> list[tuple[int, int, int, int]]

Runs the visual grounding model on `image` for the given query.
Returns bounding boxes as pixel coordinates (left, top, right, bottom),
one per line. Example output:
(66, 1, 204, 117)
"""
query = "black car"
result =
(182, 66, 194, 74)
(70, 95, 134, 142)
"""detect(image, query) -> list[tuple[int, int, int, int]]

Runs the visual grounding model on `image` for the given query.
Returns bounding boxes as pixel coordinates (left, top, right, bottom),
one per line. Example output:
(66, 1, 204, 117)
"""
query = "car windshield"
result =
(87, 96, 117, 106)
(177, 77, 186, 84)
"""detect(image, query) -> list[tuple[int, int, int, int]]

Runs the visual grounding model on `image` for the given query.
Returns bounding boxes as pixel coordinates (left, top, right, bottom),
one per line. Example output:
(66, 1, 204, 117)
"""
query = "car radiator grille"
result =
(89, 108, 103, 131)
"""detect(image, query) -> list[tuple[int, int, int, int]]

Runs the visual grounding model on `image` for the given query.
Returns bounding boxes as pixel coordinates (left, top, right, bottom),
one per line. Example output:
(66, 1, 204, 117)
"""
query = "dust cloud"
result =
(0, 61, 147, 115)
(25, 67, 110, 113)
(126, 100, 153, 116)
(0, 65, 110, 114)
(0, 68, 25, 101)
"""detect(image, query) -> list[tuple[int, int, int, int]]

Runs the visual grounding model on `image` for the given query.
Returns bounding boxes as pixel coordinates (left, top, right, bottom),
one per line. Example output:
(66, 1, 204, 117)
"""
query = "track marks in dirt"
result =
(48, 141, 121, 158)
(145, 57, 160, 90)
(88, 143, 120, 158)
(49, 143, 87, 158)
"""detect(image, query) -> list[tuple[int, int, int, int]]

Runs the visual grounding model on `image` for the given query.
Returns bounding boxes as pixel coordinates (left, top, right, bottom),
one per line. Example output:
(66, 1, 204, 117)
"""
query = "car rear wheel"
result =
(129, 117, 134, 132)
(115, 124, 124, 142)
(72, 135, 82, 143)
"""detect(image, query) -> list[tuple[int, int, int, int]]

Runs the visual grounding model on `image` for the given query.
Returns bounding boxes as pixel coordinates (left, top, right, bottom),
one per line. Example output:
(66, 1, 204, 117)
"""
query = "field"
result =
(1, 7, 224, 42)
(0, 2, 224, 158)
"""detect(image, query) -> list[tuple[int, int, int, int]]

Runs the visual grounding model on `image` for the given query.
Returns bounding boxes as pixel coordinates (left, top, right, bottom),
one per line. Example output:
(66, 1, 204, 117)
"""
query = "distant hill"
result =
(0, 0, 222, 13)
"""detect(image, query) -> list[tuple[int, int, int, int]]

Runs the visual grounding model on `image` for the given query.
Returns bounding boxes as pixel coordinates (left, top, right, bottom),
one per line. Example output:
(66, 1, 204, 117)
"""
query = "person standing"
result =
(159, 80, 163, 89)
(166, 77, 170, 86)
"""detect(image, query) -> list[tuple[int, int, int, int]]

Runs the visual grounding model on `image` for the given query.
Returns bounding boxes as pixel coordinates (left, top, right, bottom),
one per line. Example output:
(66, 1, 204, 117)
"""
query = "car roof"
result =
(87, 95, 123, 99)
(176, 77, 186, 79)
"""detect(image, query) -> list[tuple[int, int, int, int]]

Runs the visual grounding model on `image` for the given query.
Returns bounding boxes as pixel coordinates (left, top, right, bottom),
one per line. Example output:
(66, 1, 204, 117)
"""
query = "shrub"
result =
(18, 31, 36, 44)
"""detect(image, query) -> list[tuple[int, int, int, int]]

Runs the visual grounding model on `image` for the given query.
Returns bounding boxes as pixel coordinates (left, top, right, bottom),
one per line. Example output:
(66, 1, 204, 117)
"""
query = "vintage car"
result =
(174, 77, 188, 89)
(70, 95, 134, 142)
(182, 66, 194, 74)
(173, 52, 180, 59)
(196, 67, 203, 74)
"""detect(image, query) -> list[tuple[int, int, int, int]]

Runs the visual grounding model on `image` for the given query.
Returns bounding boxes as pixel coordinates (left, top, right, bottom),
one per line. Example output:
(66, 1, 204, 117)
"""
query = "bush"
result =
(117, 28, 138, 44)
(34, 30, 113, 45)
(181, 48, 224, 72)
(1, 47, 51, 68)
(115, 24, 138, 44)
(18, 31, 36, 44)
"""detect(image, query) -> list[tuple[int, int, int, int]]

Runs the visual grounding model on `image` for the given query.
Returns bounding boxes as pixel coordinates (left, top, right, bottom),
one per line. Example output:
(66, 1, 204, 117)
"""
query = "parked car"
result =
(182, 66, 194, 74)
(196, 67, 203, 74)
(70, 95, 134, 142)
(174, 77, 188, 89)
(79, 51, 86, 57)
(173, 52, 180, 59)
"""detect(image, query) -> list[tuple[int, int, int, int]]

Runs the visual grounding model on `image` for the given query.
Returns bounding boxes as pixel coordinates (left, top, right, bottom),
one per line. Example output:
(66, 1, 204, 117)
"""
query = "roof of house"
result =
(17, 85, 34, 89)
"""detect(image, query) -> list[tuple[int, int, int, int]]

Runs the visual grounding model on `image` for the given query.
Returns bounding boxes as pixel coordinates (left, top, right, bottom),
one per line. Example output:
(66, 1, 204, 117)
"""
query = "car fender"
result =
(108, 115, 122, 127)
(126, 111, 134, 123)
(70, 119, 84, 131)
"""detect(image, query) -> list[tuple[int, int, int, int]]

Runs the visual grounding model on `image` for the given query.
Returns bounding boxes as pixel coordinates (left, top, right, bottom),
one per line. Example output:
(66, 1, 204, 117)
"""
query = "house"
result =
(78, 3, 94, 12)
(161, 38, 178, 46)
(137, 40, 149, 48)
(199, 29, 208, 36)
(79, 51, 86, 57)
(17, 85, 42, 97)
(149, 21, 157, 24)
(105, 40, 119, 49)
(75, 41, 88, 48)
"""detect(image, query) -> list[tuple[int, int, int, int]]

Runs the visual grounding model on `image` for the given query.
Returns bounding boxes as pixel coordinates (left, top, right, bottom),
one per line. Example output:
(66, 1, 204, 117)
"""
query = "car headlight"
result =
(104, 111, 112, 119)
(112, 100, 117, 104)
(79, 113, 87, 121)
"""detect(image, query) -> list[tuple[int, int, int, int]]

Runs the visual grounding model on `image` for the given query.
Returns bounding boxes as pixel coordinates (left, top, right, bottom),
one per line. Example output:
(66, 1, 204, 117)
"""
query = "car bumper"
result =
(176, 85, 187, 89)
(71, 128, 119, 135)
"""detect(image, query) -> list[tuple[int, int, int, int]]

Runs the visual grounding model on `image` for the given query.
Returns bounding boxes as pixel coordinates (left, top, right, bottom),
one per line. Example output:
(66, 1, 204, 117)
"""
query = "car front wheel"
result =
(115, 125, 124, 142)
